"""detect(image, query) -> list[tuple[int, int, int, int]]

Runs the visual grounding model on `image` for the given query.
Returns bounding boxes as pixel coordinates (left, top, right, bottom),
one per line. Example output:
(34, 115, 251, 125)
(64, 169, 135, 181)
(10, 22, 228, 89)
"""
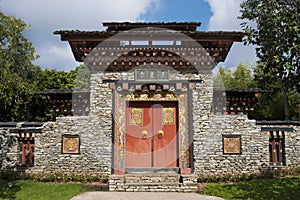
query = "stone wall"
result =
(257, 123, 300, 168)
(190, 72, 299, 175)
(286, 125, 300, 167)
(0, 125, 19, 171)
(1, 68, 299, 177)
(33, 75, 113, 175)
(193, 114, 269, 175)
(192, 113, 300, 175)
(0, 122, 43, 172)
(33, 116, 111, 174)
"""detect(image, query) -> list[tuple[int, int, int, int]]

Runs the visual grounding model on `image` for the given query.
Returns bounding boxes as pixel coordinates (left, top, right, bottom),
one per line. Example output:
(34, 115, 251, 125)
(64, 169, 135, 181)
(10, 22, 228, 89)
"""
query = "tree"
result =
(239, 0, 300, 120)
(0, 12, 39, 79)
(0, 12, 41, 121)
(35, 69, 74, 90)
(213, 63, 299, 120)
(213, 63, 254, 88)
(0, 11, 82, 121)
(73, 64, 90, 90)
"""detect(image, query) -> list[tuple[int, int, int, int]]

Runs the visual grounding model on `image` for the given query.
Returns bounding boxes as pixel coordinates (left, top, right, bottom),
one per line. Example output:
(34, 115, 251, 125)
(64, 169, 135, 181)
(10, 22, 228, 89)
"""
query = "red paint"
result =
(21, 142, 34, 166)
(126, 101, 178, 169)
(114, 169, 125, 174)
(180, 168, 192, 174)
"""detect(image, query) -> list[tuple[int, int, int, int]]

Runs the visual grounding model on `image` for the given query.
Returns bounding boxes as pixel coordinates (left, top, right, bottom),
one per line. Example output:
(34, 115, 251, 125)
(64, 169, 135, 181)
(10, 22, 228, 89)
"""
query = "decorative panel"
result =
(223, 135, 241, 154)
(130, 108, 143, 126)
(62, 135, 80, 154)
(178, 93, 190, 168)
(163, 108, 175, 125)
(113, 91, 126, 172)
(135, 69, 169, 81)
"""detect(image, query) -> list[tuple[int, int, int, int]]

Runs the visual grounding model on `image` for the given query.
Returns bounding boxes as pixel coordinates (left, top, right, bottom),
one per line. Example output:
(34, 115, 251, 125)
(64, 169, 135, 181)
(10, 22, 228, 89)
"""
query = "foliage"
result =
(249, 63, 299, 120)
(29, 172, 107, 183)
(0, 12, 93, 122)
(0, 12, 39, 79)
(239, 0, 300, 120)
(0, 179, 94, 200)
(35, 69, 74, 90)
(28, 65, 89, 121)
(73, 64, 90, 90)
(0, 11, 42, 121)
(214, 63, 299, 120)
(213, 63, 254, 88)
(0, 171, 108, 184)
(202, 176, 300, 200)
(197, 167, 300, 183)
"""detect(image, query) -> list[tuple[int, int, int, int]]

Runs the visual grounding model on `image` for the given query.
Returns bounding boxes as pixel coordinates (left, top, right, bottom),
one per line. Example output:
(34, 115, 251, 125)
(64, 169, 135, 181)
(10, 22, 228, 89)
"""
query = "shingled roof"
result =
(103, 22, 201, 31)
(54, 22, 244, 66)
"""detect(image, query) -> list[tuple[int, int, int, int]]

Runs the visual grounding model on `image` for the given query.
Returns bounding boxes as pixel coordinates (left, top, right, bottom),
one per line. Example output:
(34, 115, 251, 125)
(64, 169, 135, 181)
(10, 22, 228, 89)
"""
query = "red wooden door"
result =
(126, 101, 177, 168)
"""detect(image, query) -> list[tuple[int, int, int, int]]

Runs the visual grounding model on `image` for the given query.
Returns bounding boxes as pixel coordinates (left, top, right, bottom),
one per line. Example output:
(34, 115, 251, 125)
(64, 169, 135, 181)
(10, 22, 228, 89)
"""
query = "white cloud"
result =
(1, 0, 161, 70)
(204, 0, 243, 31)
(2, 0, 159, 29)
(204, 0, 258, 67)
(35, 45, 80, 71)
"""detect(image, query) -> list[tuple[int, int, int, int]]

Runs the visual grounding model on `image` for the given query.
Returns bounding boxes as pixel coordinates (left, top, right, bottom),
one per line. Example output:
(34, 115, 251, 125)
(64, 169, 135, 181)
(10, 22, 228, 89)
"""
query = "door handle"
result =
(157, 130, 164, 138)
(141, 130, 148, 140)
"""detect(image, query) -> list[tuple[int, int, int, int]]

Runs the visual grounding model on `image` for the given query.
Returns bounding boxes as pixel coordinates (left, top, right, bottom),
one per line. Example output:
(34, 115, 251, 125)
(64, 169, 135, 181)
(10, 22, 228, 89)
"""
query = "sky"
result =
(1, 0, 257, 71)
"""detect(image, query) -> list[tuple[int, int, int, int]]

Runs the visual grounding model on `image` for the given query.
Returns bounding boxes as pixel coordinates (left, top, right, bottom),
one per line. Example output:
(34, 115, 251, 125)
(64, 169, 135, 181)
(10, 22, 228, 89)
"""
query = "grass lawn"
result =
(0, 179, 94, 200)
(202, 176, 300, 200)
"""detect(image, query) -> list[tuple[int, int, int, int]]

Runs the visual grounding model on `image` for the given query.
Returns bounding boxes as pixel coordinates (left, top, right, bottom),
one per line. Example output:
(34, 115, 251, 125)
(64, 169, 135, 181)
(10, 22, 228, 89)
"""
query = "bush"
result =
(0, 171, 108, 183)
(30, 172, 108, 183)
(197, 167, 300, 183)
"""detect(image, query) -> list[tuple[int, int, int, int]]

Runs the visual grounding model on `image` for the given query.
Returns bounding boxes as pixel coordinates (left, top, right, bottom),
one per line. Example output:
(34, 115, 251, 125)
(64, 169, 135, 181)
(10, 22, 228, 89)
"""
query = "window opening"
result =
(18, 132, 35, 167)
(268, 131, 284, 166)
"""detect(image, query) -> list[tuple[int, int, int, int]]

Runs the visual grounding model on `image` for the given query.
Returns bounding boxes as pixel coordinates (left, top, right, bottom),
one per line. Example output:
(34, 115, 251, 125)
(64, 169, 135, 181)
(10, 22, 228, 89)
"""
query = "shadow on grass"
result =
(203, 177, 300, 200)
(0, 179, 21, 200)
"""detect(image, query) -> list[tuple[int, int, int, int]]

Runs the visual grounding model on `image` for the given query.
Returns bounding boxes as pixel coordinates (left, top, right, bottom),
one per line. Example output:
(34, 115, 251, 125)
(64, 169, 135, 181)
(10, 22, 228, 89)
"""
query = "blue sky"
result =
(141, 0, 212, 30)
(1, 0, 257, 71)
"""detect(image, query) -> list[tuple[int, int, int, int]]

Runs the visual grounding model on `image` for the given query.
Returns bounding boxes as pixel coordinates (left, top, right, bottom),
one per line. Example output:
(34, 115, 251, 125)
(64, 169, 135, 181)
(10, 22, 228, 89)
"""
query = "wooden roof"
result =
(54, 22, 244, 66)
(103, 22, 201, 31)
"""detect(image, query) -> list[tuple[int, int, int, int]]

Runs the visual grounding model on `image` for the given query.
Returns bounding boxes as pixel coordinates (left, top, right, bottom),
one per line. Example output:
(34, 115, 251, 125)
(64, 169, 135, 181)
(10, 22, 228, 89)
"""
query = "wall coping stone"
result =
(256, 121, 300, 126)
(0, 122, 44, 128)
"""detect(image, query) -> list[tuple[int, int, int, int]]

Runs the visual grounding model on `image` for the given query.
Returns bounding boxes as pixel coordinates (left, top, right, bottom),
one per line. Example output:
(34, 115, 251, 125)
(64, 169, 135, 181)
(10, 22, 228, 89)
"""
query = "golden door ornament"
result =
(163, 107, 175, 124)
(157, 130, 164, 138)
(141, 130, 148, 139)
(130, 108, 143, 126)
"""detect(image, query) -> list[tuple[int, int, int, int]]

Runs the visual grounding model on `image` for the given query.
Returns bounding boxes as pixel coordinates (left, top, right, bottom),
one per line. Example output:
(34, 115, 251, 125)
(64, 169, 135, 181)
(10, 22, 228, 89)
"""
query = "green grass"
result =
(202, 176, 300, 200)
(0, 179, 94, 200)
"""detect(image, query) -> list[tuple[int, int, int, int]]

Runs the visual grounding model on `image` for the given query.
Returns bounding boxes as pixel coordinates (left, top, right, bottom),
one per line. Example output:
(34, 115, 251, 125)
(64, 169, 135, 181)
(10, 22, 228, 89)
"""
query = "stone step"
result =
(125, 167, 180, 174)
(125, 182, 181, 186)
(123, 174, 180, 183)
(108, 174, 198, 192)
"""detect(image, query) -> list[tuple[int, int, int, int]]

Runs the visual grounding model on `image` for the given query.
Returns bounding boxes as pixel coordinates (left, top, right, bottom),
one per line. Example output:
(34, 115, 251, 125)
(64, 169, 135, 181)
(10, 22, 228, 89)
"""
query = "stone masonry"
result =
(0, 69, 299, 193)
(0, 69, 299, 177)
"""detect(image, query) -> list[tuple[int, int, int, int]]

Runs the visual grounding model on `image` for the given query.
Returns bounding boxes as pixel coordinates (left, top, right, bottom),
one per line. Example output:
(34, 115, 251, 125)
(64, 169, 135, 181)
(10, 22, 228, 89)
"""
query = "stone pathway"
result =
(71, 192, 224, 200)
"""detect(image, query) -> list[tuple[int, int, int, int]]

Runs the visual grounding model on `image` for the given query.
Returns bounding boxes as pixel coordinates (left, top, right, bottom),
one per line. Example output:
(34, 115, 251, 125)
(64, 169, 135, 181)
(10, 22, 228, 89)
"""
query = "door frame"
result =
(124, 100, 179, 172)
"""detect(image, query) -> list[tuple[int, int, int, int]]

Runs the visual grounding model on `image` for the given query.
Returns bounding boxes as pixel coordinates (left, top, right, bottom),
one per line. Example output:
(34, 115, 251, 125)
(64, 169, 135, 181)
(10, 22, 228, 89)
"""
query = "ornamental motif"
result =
(163, 108, 175, 125)
(130, 108, 143, 126)
(223, 135, 241, 154)
(62, 135, 80, 154)
(126, 92, 177, 101)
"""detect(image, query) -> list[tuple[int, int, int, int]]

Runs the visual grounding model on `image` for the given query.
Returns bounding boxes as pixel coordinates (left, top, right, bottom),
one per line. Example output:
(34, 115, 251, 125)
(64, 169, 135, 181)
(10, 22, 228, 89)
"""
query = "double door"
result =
(126, 101, 178, 168)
